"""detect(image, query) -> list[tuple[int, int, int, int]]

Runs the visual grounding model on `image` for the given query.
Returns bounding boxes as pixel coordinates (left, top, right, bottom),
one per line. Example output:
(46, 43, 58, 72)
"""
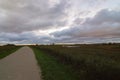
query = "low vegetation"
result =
(32, 43, 120, 80)
(32, 47, 79, 80)
(0, 45, 21, 59)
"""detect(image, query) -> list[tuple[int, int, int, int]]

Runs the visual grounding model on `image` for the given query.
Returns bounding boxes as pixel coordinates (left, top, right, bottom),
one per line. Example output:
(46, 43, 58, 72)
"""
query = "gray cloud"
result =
(0, 0, 120, 44)
(0, 0, 69, 33)
(85, 9, 120, 25)
(51, 9, 120, 43)
(0, 31, 53, 44)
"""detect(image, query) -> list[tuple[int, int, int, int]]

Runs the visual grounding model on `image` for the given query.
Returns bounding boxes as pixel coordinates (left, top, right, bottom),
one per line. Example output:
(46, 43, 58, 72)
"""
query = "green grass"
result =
(32, 47, 79, 80)
(33, 44, 120, 80)
(0, 46, 21, 59)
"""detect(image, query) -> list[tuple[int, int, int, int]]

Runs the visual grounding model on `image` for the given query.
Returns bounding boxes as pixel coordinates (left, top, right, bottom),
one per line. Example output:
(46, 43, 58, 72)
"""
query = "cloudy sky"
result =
(0, 0, 120, 44)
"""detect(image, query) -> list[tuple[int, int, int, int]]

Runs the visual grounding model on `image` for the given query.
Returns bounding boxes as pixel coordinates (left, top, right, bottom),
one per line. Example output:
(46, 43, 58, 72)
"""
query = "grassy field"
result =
(32, 47, 79, 80)
(32, 43, 120, 80)
(0, 45, 21, 59)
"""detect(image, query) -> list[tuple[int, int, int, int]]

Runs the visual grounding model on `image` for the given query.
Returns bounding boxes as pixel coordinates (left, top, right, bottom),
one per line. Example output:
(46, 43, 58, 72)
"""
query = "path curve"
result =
(0, 46, 41, 80)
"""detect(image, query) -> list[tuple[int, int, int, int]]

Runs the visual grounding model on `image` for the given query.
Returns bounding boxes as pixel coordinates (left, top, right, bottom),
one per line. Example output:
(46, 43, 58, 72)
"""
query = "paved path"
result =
(0, 46, 41, 80)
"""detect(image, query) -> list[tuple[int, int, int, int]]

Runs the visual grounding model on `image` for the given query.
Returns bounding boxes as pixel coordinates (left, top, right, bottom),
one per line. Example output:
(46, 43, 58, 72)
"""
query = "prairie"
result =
(0, 45, 21, 59)
(32, 43, 120, 80)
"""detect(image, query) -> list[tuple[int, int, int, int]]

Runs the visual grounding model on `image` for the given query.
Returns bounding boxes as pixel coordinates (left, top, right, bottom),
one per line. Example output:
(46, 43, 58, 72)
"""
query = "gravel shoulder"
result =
(0, 46, 42, 80)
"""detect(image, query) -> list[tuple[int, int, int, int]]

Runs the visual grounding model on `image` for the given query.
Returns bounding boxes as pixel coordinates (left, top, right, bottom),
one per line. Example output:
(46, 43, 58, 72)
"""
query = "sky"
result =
(0, 0, 120, 44)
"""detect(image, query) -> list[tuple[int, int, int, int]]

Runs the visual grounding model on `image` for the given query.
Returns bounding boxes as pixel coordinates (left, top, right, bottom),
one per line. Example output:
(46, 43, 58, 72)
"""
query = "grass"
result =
(32, 43, 120, 80)
(0, 46, 21, 59)
(32, 47, 79, 80)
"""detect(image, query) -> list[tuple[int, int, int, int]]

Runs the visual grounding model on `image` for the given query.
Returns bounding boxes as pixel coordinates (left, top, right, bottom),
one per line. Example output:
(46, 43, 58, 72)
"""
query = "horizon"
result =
(0, 42, 120, 46)
(0, 0, 120, 44)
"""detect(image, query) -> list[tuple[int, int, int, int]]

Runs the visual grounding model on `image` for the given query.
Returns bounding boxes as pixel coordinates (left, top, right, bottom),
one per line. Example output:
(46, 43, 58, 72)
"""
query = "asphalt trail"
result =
(0, 46, 41, 80)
